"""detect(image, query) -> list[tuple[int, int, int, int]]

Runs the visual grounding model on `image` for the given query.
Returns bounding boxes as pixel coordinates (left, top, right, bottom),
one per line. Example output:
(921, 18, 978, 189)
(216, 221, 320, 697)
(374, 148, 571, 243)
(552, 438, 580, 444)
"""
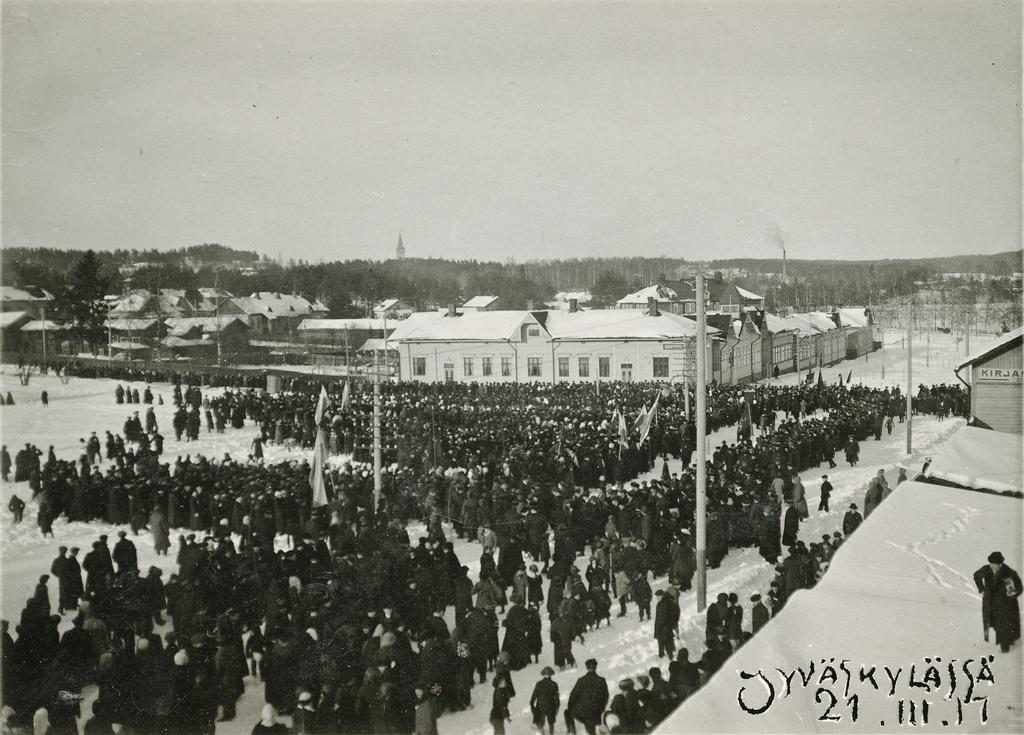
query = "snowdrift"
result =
(656, 481, 1023, 733)
(923, 427, 1023, 496)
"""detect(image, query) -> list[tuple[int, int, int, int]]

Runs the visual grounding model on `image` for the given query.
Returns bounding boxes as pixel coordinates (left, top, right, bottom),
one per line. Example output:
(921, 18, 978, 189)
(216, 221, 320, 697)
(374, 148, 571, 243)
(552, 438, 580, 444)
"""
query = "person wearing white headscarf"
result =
(33, 708, 52, 735)
(251, 704, 287, 735)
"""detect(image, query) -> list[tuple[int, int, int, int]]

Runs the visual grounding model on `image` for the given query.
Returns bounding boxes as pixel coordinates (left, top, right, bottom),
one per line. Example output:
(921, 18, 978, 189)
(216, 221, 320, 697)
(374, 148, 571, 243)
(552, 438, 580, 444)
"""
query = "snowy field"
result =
(0, 328, 1013, 734)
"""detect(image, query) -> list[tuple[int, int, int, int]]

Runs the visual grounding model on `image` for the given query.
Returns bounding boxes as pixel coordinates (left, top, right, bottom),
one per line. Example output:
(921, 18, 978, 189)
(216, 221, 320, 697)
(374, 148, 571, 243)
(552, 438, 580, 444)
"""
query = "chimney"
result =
(275, 292, 282, 299)
(782, 247, 787, 286)
(569, 298, 579, 313)
(647, 297, 660, 316)
(527, 300, 536, 311)
(447, 304, 457, 317)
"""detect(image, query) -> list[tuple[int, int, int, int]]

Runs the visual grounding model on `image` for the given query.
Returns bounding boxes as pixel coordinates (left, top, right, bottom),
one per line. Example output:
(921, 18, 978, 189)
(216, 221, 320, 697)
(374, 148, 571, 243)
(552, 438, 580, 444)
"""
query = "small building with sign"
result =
(954, 327, 1023, 433)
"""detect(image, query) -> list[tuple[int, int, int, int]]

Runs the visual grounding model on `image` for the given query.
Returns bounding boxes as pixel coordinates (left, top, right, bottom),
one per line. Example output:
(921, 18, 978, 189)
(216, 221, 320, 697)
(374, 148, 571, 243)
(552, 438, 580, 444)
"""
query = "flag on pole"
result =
(309, 428, 329, 507)
(632, 404, 649, 434)
(314, 385, 330, 425)
(614, 410, 629, 451)
(847, 368, 853, 384)
(637, 394, 660, 446)
(838, 373, 844, 387)
(816, 370, 825, 392)
(340, 380, 351, 411)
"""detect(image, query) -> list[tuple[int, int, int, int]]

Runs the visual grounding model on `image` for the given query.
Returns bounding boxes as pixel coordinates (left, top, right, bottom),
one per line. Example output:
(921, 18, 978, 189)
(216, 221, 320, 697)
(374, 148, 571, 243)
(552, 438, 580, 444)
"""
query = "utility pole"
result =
(906, 301, 913, 454)
(215, 272, 223, 366)
(695, 273, 708, 612)
(373, 349, 383, 508)
(41, 305, 48, 369)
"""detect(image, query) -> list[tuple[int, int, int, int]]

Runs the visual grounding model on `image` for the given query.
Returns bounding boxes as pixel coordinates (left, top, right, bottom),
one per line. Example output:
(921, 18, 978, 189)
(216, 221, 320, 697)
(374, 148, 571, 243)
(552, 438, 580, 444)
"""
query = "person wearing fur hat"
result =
(974, 551, 1022, 653)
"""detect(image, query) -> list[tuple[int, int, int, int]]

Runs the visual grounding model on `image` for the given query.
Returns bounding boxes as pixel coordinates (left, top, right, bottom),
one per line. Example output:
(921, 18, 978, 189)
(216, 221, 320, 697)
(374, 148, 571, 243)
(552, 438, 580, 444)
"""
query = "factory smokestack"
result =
(783, 247, 787, 286)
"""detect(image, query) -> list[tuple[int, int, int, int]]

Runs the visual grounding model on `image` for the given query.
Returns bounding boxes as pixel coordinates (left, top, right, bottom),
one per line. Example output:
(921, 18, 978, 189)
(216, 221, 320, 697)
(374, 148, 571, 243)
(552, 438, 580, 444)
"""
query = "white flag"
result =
(340, 381, 351, 411)
(314, 385, 329, 425)
(309, 428, 329, 507)
(638, 394, 660, 446)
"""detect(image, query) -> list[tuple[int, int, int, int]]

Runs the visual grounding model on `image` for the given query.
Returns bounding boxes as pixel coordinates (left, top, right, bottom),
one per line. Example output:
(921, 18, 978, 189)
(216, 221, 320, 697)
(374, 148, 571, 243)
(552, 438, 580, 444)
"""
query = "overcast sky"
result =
(2, 1, 1020, 263)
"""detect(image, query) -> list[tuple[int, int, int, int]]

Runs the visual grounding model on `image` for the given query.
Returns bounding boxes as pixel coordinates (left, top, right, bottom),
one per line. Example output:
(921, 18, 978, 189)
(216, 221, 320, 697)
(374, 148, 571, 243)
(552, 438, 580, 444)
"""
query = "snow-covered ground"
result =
(0, 329, 1008, 733)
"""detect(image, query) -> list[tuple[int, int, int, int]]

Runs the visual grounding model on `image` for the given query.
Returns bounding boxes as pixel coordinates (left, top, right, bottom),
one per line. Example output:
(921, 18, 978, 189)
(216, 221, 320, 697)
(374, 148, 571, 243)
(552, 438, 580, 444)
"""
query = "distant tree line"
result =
(5, 245, 1020, 329)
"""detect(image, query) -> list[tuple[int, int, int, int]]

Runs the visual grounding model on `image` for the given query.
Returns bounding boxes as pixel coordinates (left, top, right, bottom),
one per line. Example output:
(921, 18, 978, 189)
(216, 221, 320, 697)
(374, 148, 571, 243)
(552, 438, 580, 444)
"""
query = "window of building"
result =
(463, 357, 473, 376)
(558, 357, 569, 377)
(482, 357, 492, 376)
(578, 357, 590, 377)
(501, 356, 512, 377)
(653, 356, 669, 378)
(684, 302, 696, 314)
(413, 357, 426, 376)
(528, 328, 541, 337)
(527, 356, 542, 377)
(598, 356, 610, 377)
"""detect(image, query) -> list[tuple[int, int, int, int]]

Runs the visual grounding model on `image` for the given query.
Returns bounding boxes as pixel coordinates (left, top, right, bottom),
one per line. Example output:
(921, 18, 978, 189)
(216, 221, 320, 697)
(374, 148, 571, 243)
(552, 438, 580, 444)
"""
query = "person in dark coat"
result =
(112, 531, 138, 576)
(844, 436, 860, 466)
(818, 475, 832, 512)
(566, 658, 609, 735)
(609, 678, 643, 734)
(974, 551, 1022, 653)
(149, 507, 170, 555)
(501, 595, 531, 670)
(530, 667, 560, 735)
(842, 503, 862, 536)
(751, 593, 770, 634)
(654, 590, 680, 659)
(489, 675, 513, 735)
(51, 547, 72, 614)
(37, 499, 54, 538)
(8, 493, 24, 522)
(1, 445, 11, 482)
(782, 503, 800, 548)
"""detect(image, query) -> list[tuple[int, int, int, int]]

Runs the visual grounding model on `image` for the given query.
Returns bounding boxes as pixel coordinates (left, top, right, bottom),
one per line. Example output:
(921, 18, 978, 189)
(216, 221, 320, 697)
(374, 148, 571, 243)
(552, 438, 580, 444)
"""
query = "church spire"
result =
(396, 231, 406, 259)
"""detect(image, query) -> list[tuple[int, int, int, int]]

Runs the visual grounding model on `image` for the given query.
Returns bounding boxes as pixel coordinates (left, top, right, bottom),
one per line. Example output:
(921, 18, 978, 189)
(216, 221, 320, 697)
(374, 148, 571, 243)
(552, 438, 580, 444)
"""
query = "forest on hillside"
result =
(2, 245, 1020, 317)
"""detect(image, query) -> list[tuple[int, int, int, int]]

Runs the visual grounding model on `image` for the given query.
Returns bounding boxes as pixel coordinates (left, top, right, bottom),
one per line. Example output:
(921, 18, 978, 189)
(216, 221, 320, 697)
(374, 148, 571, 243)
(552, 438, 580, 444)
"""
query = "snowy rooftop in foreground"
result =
(657, 480, 1023, 733)
(923, 427, 1023, 495)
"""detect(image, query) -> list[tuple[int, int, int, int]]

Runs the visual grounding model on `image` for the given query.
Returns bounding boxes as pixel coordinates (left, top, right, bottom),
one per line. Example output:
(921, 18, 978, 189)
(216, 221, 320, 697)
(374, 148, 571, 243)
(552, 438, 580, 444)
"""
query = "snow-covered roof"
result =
(659, 479, 1023, 734)
(104, 318, 158, 331)
(162, 336, 210, 348)
(358, 338, 392, 352)
(385, 311, 444, 342)
(390, 310, 539, 342)
(232, 293, 328, 317)
(761, 313, 807, 335)
(462, 295, 499, 309)
(545, 310, 715, 341)
(734, 285, 763, 301)
(616, 284, 678, 305)
(20, 319, 64, 332)
(164, 316, 248, 337)
(109, 289, 152, 314)
(923, 426, 1022, 494)
(836, 306, 871, 329)
(0, 285, 53, 302)
(955, 326, 1023, 371)
(296, 318, 389, 332)
(790, 311, 839, 332)
(553, 291, 593, 303)
(0, 311, 30, 328)
(198, 287, 233, 298)
(374, 298, 410, 312)
(108, 340, 150, 351)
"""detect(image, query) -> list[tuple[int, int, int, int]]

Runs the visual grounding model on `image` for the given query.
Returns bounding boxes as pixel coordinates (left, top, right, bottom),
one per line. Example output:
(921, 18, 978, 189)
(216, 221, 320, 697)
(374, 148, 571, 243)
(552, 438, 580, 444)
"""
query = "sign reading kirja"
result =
(977, 367, 1023, 383)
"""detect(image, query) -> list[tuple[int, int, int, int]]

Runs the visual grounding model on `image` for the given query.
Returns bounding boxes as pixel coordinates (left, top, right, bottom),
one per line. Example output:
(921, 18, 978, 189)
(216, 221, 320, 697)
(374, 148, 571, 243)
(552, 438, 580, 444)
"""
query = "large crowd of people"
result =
(0, 367, 969, 734)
